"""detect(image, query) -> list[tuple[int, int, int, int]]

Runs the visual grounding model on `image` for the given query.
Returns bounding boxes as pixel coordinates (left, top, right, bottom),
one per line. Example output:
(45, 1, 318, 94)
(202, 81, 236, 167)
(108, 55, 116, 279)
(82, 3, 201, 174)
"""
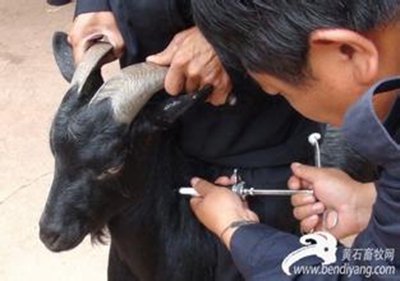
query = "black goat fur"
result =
(103, 111, 218, 281)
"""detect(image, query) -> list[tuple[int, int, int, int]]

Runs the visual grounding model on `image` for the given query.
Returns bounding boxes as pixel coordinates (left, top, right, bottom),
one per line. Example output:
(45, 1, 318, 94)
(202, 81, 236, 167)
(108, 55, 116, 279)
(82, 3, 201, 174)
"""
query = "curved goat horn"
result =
(90, 63, 168, 124)
(70, 41, 113, 97)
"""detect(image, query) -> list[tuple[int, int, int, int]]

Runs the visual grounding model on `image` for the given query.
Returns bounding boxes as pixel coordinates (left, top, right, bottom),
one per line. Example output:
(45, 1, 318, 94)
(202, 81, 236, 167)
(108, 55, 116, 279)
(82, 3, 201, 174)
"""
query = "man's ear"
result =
(309, 29, 379, 85)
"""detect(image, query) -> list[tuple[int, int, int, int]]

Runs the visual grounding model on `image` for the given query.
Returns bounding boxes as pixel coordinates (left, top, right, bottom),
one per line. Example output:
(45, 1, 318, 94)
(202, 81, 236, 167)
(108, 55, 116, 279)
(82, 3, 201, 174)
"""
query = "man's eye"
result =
(97, 164, 124, 180)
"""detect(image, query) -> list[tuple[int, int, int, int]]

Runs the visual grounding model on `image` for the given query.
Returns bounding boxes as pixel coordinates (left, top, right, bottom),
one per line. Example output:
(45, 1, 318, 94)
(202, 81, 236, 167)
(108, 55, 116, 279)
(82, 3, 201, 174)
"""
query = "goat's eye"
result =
(97, 164, 124, 180)
(107, 164, 124, 174)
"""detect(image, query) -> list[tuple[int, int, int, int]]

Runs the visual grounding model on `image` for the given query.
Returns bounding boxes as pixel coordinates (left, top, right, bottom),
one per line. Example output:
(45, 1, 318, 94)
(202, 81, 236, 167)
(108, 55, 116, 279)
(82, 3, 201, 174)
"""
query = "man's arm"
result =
(75, 0, 110, 16)
(230, 224, 302, 280)
(230, 224, 345, 281)
(190, 177, 341, 280)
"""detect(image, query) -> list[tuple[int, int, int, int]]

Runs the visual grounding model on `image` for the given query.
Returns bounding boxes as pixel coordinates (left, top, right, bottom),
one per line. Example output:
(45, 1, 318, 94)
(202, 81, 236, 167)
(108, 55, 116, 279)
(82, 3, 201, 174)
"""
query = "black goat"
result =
(40, 32, 376, 281)
(40, 32, 217, 281)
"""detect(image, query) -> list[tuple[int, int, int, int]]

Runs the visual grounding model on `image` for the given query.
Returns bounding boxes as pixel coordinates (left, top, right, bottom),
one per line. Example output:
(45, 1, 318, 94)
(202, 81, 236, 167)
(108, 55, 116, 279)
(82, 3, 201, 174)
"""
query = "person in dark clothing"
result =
(188, 1, 400, 280)
(69, 1, 321, 280)
(47, 0, 71, 6)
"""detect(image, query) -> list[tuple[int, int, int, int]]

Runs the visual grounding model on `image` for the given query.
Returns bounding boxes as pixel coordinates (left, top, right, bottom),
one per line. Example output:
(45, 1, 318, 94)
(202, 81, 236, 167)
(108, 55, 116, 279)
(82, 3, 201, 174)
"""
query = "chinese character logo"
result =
(282, 231, 338, 276)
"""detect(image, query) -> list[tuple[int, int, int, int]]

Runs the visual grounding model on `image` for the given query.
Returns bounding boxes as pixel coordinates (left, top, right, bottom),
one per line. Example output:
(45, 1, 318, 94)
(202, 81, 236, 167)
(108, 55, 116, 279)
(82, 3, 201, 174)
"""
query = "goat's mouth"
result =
(39, 224, 89, 252)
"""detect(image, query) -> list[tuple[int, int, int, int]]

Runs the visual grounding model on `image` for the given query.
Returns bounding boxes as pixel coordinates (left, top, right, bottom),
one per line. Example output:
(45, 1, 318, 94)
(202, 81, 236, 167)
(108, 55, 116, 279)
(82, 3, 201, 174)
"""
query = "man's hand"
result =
(147, 27, 232, 106)
(289, 163, 376, 240)
(190, 177, 259, 248)
(68, 12, 125, 64)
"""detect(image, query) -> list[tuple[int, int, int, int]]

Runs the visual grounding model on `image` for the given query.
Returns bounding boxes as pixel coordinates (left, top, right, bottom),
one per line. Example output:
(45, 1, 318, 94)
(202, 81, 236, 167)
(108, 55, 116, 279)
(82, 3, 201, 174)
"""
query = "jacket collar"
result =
(343, 77, 400, 176)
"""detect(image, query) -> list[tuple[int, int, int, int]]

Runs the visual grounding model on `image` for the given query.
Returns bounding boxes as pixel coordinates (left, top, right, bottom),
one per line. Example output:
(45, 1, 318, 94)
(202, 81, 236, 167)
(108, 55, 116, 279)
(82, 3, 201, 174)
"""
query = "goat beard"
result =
(91, 226, 110, 245)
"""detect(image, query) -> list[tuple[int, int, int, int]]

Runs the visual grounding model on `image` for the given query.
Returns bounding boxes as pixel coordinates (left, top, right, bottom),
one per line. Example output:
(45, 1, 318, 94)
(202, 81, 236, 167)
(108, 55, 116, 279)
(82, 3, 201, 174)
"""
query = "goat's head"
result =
(39, 32, 210, 252)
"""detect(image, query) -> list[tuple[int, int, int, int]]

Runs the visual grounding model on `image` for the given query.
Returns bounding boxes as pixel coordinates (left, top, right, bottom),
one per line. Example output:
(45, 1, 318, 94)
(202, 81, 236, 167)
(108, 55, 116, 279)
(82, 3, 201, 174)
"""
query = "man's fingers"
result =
(246, 210, 260, 223)
(72, 40, 91, 64)
(105, 32, 125, 60)
(69, 31, 102, 63)
(147, 27, 194, 65)
(215, 177, 235, 186)
(190, 197, 202, 210)
(293, 202, 325, 220)
(291, 193, 317, 207)
(291, 163, 322, 183)
(209, 84, 230, 106)
(70, 33, 124, 65)
(191, 177, 218, 197)
(68, 12, 124, 64)
(201, 72, 231, 106)
(146, 41, 178, 66)
(288, 176, 301, 190)
(185, 76, 201, 94)
(300, 215, 320, 233)
(164, 65, 186, 95)
(289, 175, 312, 192)
(68, 32, 85, 63)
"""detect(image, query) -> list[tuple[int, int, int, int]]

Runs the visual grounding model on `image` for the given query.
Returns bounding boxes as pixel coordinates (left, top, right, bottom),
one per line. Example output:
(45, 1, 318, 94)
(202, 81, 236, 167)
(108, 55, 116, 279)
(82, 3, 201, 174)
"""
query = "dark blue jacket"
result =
(230, 78, 400, 280)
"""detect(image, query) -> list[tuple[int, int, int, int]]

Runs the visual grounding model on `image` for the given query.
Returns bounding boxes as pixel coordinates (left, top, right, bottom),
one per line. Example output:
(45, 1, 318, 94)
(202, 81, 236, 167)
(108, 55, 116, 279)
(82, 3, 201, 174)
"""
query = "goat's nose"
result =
(39, 216, 62, 246)
(39, 224, 61, 246)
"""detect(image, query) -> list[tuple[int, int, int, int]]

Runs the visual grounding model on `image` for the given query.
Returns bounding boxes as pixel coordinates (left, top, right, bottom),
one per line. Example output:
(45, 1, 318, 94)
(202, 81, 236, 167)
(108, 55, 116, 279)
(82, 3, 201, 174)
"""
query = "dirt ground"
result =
(0, 1, 109, 280)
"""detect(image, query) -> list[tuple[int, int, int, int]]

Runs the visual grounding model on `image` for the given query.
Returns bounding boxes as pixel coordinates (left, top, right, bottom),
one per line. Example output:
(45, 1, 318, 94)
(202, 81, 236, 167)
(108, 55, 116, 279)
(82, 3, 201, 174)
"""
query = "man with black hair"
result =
(69, 1, 322, 280)
(189, 0, 400, 280)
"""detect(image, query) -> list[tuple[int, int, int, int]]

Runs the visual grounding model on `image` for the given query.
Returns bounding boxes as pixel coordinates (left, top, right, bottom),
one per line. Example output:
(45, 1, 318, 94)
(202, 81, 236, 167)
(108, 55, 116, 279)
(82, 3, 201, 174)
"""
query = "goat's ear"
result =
(151, 86, 213, 128)
(53, 32, 75, 83)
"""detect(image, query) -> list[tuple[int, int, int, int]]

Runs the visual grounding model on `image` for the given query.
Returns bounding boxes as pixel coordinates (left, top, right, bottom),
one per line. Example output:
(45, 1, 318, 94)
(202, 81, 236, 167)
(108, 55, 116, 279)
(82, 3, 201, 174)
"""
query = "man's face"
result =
(250, 71, 366, 127)
(249, 28, 400, 126)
